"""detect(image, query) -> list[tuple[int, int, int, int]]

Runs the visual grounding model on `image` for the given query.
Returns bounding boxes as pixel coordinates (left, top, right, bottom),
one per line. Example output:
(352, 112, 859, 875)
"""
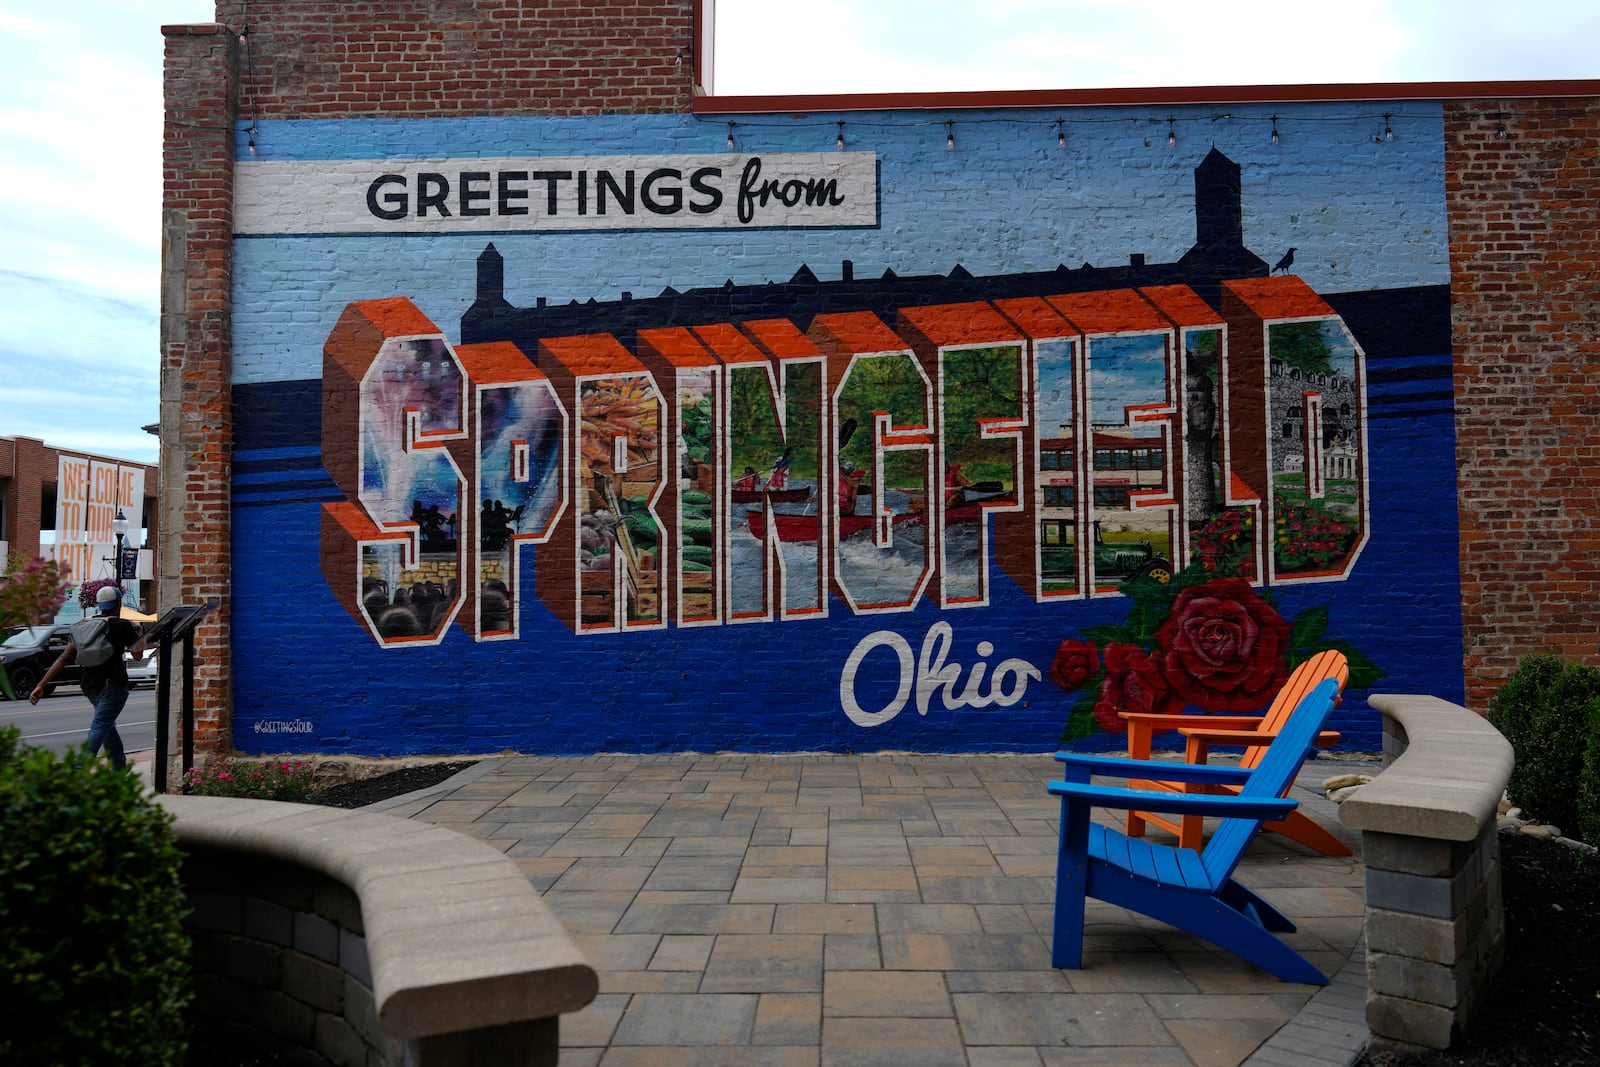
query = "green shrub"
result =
(0, 726, 192, 1065)
(1488, 655, 1600, 836)
(1487, 653, 1565, 755)
(182, 757, 320, 802)
(1579, 705, 1600, 846)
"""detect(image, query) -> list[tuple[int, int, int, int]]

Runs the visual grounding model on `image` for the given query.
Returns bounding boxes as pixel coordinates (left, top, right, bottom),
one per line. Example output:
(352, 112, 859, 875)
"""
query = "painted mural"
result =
(231, 105, 1459, 755)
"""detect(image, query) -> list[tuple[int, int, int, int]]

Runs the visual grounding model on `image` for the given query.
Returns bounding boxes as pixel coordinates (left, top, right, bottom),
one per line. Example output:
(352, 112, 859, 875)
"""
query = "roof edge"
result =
(694, 79, 1600, 115)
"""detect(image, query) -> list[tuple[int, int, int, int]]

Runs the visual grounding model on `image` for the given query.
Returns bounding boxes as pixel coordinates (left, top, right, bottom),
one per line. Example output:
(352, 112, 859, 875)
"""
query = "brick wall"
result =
(163, 1, 699, 757)
(161, 25, 239, 760)
(1445, 97, 1600, 710)
(165, 2, 1600, 755)
(214, 0, 697, 118)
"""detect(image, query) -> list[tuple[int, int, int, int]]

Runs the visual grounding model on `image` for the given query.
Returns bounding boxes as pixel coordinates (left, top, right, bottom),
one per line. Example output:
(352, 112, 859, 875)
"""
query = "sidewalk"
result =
(362, 753, 1371, 1067)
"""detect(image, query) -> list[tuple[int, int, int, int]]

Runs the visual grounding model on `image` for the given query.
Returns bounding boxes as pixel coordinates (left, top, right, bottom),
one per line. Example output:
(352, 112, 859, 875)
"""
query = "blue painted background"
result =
(228, 102, 1461, 756)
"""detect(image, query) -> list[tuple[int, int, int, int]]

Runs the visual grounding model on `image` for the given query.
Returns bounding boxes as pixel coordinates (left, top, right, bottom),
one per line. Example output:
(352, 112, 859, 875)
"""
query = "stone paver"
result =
(390, 753, 1371, 1066)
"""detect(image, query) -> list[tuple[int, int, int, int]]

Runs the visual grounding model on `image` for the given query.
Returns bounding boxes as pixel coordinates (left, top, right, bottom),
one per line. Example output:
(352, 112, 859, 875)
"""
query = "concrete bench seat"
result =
(161, 794, 597, 1066)
(1337, 694, 1514, 1054)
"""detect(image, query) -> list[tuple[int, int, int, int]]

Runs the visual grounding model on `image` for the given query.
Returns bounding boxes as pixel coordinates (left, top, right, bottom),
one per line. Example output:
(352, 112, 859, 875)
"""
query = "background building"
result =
(0, 434, 159, 613)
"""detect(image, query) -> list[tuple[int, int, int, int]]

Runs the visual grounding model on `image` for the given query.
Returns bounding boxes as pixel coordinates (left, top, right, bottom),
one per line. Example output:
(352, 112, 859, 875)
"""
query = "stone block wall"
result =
(1343, 693, 1516, 1052)
(1361, 823, 1504, 1050)
(182, 849, 399, 1066)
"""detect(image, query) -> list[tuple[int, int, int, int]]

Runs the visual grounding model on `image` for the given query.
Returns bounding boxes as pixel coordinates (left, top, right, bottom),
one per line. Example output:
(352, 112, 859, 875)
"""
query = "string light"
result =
(247, 127, 256, 155)
(237, 24, 248, 44)
(676, 43, 691, 69)
(1496, 113, 1510, 139)
(684, 110, 1418, 154)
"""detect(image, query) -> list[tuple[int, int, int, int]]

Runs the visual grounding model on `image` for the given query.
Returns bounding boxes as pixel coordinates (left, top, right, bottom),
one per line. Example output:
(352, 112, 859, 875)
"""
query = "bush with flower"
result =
(1272, 494, 1358, 573)
(182, 758, 320, 803)
(76, 577, 125, 612)
(1050, 561, 1382, 743)
(1187, 508, 1257, 579)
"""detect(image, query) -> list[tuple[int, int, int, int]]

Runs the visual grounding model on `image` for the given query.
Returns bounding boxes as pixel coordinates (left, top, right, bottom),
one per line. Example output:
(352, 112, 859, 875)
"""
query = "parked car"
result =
(125, 648, 158, 688)
(0, 625, 80, 699)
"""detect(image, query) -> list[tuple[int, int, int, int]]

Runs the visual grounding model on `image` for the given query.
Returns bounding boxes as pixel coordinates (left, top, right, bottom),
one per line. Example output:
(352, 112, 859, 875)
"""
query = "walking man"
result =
(30, 586, 147, 770)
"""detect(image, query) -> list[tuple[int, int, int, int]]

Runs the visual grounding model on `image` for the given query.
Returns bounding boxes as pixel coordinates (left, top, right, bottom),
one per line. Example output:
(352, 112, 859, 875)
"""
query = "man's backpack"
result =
(69, 618, 119, 668)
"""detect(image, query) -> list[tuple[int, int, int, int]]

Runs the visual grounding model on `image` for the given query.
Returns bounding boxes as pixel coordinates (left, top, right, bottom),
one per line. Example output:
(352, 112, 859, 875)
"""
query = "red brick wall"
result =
(1446, 97, 1600, 711)
(214, 0, 697, 118)
(162, 2, 697, 763)
(161, 25, 239, 760)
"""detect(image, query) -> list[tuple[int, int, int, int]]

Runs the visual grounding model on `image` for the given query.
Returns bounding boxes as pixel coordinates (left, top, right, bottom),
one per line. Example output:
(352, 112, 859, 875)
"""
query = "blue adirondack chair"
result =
(1047, 677, 1342, 985)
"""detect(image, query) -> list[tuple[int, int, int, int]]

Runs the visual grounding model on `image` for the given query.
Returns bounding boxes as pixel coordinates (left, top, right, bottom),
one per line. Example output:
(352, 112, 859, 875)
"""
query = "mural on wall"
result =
(231, 106, 1459, 755)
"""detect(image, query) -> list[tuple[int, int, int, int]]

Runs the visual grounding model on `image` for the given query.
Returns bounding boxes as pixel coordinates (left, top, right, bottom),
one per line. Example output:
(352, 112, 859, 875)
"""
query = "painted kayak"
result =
(730, 486, 814, 504)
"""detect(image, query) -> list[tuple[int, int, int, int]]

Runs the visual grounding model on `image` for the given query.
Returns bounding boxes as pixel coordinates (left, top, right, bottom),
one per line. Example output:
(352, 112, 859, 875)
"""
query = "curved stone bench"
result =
(161, 794, 598, 1066)
(1337, 694, 1514, 1054)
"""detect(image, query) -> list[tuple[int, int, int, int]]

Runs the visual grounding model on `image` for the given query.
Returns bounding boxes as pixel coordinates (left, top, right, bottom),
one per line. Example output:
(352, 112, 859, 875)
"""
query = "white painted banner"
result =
(53, 456, 146, 585)
(235, 153, 879, 235)
(55, 455, 92, 584)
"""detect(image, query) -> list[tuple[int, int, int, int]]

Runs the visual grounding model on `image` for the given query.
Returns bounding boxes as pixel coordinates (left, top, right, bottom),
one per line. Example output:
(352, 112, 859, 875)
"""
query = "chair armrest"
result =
(1115, 712, 1203, 732)
(1046, 780, 1298, 820)
(1177, 727, 1341, 749)
(1052, 752, 1254, 786)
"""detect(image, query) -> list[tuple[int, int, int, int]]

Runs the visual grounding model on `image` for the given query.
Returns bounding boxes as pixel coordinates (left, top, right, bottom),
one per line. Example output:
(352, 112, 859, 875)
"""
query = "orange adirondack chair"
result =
(1117, 648, 1351, 855)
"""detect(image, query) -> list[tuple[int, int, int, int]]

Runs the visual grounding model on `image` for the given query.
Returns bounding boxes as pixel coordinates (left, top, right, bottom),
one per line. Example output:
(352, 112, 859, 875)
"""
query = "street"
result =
(0, 685, 158, 757)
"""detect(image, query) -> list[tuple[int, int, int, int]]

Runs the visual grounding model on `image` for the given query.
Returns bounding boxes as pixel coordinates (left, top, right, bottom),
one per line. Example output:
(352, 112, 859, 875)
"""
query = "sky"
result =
(2, 1, 1597, 468)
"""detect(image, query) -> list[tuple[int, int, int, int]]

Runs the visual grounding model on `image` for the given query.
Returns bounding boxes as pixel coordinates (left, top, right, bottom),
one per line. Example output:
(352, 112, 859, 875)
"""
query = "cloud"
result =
(0, 269, 158, 463)
(711, 0, 1600, 94)
(0, 1, 208, 464)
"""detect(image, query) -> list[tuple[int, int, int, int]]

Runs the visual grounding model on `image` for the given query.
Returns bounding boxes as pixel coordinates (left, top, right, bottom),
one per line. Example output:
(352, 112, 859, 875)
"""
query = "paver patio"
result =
(373, 753, 1368, 1067)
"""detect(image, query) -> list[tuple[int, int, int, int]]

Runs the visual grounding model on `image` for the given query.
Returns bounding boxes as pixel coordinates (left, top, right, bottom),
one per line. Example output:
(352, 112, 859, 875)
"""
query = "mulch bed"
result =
(1357, 830, 1599, 1066)
(309, 761, 479, 808)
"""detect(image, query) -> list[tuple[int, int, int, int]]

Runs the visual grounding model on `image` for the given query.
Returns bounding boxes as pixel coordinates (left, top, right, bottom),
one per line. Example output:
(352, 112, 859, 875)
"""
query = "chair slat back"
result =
(1240, 650, 1349, 770)
(1201, 678, 1342, 886)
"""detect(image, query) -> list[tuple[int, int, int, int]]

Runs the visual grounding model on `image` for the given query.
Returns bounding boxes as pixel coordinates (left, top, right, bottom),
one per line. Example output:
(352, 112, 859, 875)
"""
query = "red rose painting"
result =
(1092, 643, 1177, 732)
(1154, 579, 1289, 712)
(1048, 639, 1099, 692)
(1048, 560, 1380, 744)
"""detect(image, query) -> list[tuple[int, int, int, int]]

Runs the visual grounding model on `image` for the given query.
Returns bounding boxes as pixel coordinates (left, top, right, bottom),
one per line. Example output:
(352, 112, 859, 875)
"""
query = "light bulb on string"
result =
(1271, 116, 1279, 145)
(836, 122, 845, 151)
(1167, 119, 1176, 147)
(1383, 114, 1394, 142)
(946, 121, 954, 150)
(726, 123, 735, 150)
(1056, 119, 1065, 148)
